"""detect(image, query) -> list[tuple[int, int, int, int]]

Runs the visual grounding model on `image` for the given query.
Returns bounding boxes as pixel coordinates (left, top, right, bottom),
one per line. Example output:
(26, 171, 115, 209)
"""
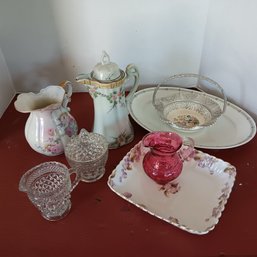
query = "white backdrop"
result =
(0, 0, 209, 94)
(199, 0, 257, 120)
(0, 49, 15, 117)
(51, 0, 209, 91)
(1, 0, 257, 121)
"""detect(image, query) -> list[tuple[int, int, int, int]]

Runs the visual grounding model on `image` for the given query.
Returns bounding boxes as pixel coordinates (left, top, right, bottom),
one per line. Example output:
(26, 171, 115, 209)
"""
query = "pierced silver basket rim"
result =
(152, 73, 227, 131)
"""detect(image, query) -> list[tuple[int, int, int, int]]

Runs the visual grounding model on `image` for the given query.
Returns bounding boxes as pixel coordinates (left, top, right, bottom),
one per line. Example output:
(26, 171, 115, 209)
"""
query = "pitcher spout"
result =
(14, 86, 65, 113)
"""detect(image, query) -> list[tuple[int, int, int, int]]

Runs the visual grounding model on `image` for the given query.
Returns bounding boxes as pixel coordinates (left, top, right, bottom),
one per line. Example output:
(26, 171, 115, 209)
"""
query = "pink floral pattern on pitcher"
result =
(37, 111, 77, 155)
(37, 128, 62, 155)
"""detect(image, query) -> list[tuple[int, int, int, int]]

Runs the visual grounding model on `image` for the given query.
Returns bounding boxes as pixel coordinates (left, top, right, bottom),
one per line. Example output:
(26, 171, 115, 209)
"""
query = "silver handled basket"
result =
(152, 73, 227, 132)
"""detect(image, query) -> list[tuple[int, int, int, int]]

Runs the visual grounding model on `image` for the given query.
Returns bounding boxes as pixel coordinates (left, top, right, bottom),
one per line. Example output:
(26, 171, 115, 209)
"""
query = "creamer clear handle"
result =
(68, 167, 81, 192)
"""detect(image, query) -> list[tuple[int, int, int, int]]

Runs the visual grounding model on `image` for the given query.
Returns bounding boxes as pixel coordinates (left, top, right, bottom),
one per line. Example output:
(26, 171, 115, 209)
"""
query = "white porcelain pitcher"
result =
(14, 81, 78, 156)
(76, 51, 139, 149)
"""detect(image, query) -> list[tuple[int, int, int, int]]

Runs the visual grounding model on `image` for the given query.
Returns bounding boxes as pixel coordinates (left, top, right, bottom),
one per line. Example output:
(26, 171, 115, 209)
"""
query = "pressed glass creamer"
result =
(19, 162, 80, 221)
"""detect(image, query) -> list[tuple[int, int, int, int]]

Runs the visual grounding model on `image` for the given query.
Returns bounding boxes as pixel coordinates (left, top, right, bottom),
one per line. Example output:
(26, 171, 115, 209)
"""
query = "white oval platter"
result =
(128, 87, 256, 149)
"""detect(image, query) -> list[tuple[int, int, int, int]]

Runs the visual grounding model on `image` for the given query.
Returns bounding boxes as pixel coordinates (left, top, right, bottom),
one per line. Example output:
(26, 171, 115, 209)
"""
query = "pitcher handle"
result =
(125, 64, 140, 103)
(59, 80, 73, 109)
(68, 167, 81, 192)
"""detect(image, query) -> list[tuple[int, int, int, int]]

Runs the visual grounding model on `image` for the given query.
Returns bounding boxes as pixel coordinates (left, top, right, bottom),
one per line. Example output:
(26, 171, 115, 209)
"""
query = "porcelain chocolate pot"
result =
(76, 51, 139, 149)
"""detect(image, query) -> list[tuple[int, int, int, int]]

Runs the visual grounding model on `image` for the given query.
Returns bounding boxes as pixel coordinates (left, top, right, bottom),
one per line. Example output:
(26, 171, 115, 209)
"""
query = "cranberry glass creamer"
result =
(142, 131, 194, 185)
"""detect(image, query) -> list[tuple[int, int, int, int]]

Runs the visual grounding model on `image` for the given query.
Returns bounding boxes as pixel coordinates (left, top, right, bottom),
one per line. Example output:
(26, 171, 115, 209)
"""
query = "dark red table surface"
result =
(1, 92, 257, 257)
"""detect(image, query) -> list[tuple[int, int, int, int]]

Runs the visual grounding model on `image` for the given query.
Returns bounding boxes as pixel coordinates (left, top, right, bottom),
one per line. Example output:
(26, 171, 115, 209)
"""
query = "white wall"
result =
(199, 0, 257, 120)
(0, 48, 15, 117)
(51, 0, 209, 90)
(0, 0, 68, 93)
(0, 0, 209, 92)
(1, 0, 257, 121)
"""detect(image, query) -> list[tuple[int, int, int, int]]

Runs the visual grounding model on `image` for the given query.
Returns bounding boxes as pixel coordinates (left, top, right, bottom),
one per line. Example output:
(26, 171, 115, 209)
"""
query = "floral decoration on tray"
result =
(108, 141, 236, 235)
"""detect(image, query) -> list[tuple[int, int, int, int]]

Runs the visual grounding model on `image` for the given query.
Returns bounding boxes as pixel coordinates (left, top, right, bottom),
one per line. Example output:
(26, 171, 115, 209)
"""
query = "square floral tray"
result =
(107, 141, 236, 235)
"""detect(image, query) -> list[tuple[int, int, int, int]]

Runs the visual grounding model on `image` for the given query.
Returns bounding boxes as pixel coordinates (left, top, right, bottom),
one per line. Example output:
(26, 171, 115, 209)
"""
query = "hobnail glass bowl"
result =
(152, 74, 227, 132)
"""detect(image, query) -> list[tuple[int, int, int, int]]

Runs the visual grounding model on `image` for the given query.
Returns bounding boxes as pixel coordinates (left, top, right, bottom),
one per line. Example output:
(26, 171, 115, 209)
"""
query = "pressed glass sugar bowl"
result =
(152, 74, 227, 132)
(64, 129, 108, 182)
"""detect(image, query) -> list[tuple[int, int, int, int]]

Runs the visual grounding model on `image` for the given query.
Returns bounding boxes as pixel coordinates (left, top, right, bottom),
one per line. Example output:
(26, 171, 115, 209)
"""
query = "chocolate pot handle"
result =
(125, 64, 140, 103)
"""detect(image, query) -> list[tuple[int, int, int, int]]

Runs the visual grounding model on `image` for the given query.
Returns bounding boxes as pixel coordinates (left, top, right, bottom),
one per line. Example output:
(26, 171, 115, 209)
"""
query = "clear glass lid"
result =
(64, 129, 108, 162)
